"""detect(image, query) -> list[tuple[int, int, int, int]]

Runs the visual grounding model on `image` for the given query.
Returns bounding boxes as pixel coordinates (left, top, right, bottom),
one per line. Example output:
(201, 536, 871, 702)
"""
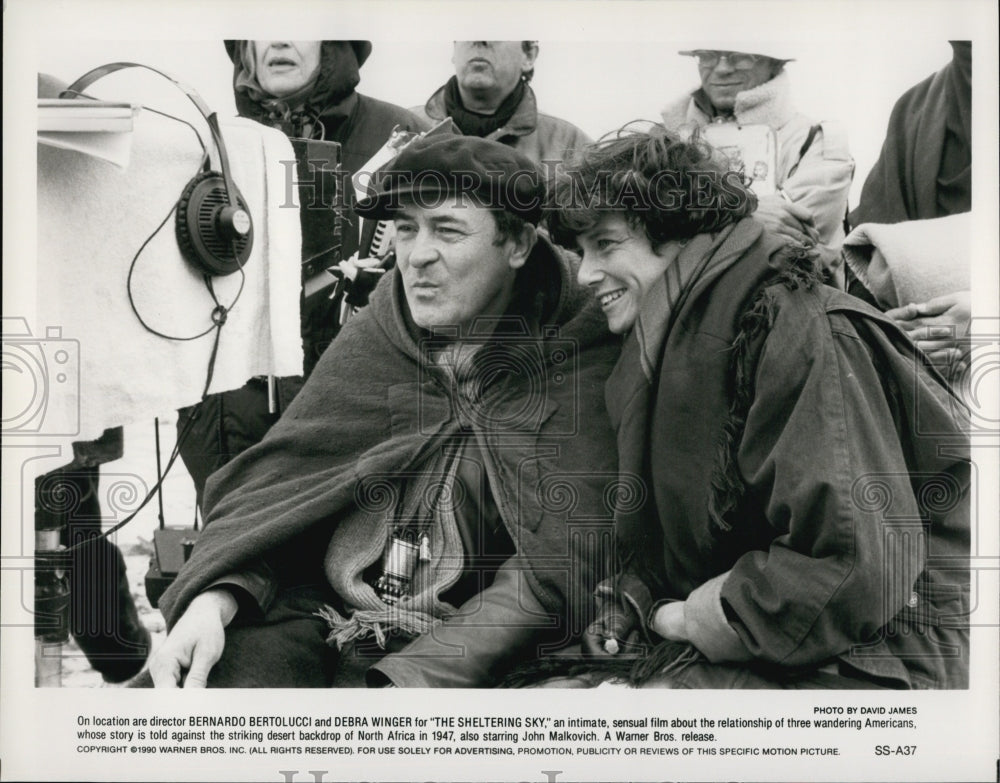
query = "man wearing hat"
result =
(177, 41, 427, 511)
(661, 46, 853, 285)
(141, 136, 620, 688)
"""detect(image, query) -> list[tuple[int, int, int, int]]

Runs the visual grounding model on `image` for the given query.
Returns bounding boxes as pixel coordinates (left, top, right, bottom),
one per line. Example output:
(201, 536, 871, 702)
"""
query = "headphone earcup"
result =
(175, 170, 254, 276)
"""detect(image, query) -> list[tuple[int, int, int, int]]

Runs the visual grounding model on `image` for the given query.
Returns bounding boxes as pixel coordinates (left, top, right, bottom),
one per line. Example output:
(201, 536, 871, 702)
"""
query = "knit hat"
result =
(355, 135, 545, 225)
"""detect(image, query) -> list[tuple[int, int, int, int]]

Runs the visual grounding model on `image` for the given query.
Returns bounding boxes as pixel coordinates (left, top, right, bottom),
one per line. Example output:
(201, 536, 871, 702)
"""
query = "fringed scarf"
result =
(318, 437, 467, 650)
(504, 224, 824, 688)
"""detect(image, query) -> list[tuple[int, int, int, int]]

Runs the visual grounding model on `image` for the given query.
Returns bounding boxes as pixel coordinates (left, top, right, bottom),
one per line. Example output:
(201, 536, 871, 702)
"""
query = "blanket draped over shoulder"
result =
(158, 239, 622, 644)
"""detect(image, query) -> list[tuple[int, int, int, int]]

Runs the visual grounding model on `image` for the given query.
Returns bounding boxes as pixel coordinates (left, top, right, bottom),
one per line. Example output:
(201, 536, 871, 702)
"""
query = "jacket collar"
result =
(424, 81, 539, 140)
(661, 70, 796, 130)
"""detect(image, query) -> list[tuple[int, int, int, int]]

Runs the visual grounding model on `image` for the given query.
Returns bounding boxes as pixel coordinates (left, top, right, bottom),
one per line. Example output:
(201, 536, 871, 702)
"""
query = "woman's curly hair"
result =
(546, 123, 757, 250)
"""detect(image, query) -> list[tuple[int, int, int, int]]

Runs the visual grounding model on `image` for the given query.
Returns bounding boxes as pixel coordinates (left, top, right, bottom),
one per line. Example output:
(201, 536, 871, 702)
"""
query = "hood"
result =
(225, 40, 373, 132)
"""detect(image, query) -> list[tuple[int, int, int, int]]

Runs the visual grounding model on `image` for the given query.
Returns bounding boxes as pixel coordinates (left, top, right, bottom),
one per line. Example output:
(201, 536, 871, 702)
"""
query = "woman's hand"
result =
(582, 603, 643, 656)
(649, 601, 689, 642)
(755, 195, 820, 246)
(885, 290, 971, 366)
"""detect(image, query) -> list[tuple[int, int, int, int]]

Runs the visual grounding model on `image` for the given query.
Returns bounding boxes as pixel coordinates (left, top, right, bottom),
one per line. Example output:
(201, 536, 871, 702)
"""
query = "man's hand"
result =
(885, 290, 971, 366)
(147, 589, 238, 688)
(755, 194, 820, 246)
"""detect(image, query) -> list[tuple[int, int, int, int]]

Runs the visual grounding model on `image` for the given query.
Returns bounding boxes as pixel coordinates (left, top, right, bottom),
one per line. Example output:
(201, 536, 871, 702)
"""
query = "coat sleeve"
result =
(698, 291, 927, 668)
(778, 120, 854, 274)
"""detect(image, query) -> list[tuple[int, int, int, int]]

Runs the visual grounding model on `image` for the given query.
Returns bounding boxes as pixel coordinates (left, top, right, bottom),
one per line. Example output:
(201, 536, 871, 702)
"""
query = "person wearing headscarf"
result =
(178, 42, 427, 508)
(546, 127, 969, 690)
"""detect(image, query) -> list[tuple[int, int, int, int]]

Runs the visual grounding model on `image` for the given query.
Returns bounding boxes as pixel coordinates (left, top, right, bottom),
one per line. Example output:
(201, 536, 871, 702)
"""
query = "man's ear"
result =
(521, 42, 539, 75)
(508, 224, 537, 270)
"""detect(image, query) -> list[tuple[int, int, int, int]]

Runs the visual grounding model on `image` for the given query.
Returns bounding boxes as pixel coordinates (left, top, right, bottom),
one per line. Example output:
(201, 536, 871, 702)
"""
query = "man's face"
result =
(698, 51, 776, 113)
(253, 41, 323, 98)
(575, 212, 680, 335)
(393, 195, 529, 335)
(452, 41, 535, 98)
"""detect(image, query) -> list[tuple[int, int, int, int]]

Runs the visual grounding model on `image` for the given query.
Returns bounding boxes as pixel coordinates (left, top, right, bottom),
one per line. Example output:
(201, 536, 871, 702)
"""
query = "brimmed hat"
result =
(678, 43, 796, 62)
(355, 135, 545, 225)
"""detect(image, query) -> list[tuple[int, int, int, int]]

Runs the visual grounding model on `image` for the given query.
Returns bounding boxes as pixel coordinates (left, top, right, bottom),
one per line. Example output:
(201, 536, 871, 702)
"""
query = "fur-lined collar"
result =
(661, 70, 796, 130)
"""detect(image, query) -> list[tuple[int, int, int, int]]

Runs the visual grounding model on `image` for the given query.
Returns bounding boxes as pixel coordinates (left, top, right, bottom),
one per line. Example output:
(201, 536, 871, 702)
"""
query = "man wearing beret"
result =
(140, 136, 620, 688)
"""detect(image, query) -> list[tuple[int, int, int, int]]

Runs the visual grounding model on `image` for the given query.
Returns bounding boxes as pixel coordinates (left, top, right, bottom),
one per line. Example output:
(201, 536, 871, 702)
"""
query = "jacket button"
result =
(907, 592, 919, 608)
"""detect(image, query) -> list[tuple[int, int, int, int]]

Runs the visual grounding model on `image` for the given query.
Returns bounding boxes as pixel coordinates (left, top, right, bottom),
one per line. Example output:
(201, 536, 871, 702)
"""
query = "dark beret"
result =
(355, 135, 545, 225)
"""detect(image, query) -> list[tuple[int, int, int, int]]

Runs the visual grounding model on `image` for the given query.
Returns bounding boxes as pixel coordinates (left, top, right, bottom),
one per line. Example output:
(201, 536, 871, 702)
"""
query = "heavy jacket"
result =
(661, 71, 853, 277)
(178, 46, 427, 505)
(413, 83, 591, 166)
(159, 238, 622, 686)
(612, 218, 969, 688)
(846, 42, 971, 305)
(850, 41, 971, 226)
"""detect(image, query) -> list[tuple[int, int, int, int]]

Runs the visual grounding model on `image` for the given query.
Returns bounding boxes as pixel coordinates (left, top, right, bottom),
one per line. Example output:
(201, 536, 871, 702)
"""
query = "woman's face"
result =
(253, 41, 323, 98)
(576, 212, 681, 334)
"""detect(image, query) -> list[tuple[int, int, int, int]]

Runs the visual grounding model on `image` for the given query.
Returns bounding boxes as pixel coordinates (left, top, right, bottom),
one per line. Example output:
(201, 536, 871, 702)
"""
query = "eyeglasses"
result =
(684, 50, 763, 70)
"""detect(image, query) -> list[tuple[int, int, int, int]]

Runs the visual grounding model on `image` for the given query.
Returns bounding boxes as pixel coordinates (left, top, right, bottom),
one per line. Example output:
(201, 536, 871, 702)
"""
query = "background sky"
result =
(35, 35, 960, 209)
(4, 4, 1000, 782)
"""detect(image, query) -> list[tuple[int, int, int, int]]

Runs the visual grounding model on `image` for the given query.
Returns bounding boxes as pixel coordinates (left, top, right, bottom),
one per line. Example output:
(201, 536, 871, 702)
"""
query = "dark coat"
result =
(613, 218, 970, 688)
(850, 42, 971, 226)
(413, 83, 590, 167)
(160, 238, 622, 678)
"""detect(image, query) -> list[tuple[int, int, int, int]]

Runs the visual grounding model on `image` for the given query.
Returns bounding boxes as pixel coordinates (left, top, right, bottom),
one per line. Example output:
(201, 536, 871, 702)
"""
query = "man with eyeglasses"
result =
(662, 46, 853, 286)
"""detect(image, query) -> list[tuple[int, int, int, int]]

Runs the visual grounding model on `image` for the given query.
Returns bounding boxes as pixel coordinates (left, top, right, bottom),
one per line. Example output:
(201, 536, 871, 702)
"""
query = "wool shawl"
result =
(158, 237, 621, 635)
(850, 42, 971, 225)
(606, 218, 969, 686)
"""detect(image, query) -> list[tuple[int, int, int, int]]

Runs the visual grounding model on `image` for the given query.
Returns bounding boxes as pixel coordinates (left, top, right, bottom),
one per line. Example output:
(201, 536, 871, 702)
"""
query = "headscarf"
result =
(225, 40, 373, 139)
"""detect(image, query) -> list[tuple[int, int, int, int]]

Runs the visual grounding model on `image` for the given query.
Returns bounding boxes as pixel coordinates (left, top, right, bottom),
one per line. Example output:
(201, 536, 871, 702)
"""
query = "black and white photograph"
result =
(2, 0, 998, 781)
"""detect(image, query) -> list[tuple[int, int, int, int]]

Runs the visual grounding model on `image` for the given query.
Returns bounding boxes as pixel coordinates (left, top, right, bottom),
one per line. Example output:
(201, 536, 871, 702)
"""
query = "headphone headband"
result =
(61, 62, 239, 209)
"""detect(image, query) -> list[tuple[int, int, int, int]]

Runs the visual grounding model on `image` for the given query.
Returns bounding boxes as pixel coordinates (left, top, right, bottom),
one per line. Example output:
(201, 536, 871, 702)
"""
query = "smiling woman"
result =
(551, 128, 757, 332)
(546, 125, 971, 692)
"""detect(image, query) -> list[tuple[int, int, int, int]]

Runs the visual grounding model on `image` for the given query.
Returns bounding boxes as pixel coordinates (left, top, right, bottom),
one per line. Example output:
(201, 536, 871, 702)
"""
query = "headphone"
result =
(62, 62, 254, 276)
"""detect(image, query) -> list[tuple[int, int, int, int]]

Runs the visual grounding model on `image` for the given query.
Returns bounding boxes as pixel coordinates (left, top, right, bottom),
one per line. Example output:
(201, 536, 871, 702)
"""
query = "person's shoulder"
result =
(534, 111, 592, 144)
(890, 68, 943, 117)
(660, 91, 698, 130)
(408, 103, 433, 126)
(355, 93, 431, 132)
(775, 109, 851, 165)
